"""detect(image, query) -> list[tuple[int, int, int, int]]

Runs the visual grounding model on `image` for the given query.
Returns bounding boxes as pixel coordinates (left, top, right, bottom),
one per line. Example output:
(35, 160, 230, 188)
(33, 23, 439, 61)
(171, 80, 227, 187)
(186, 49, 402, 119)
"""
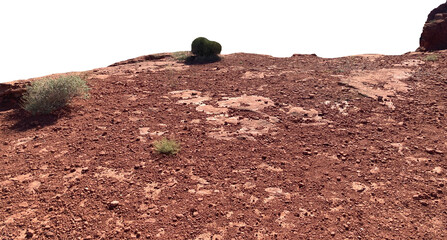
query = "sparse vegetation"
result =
(173, 51, 191, 61)
(153, 138, 180, 155)
(21, 75, 89, 115)
(167, 68, 178, 88)
(425, 54, 438, 62)
(333, 68, 346, 74)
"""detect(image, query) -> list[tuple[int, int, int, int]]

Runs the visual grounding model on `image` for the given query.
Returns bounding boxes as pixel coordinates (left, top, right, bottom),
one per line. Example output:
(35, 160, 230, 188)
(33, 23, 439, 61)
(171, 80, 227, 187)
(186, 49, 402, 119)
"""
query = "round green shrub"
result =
(191, 37, 222, 57)
(206, 41, 222, 56)
(191, 37, 209, 56)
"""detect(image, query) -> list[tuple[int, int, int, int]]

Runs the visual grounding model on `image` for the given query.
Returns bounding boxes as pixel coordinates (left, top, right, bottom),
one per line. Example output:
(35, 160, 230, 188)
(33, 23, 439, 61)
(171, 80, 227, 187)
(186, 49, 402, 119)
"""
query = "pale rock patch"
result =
(145, 182, 163, 200)
(340, 68, 412, 109)
(433, 167, 443, 174)
(217, 95, 274, 112)
(276, 210, 296, 229)
(196, 105, 228, 115)
(14, 137, 34, 146)
(352, 182, 369, 192)
(95, 166, 132, 182)
(27, 181, 41, 194)
(242, 71, 265, 79)
(11, 173, 33, 182)
(139, 127, 151, 135)
(258, 163, 283, 172)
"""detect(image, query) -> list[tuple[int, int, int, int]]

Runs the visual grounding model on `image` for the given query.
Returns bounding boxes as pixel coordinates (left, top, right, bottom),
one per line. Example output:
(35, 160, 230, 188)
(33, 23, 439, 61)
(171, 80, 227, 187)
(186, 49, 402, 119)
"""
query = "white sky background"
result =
(0, 0, 444, 83)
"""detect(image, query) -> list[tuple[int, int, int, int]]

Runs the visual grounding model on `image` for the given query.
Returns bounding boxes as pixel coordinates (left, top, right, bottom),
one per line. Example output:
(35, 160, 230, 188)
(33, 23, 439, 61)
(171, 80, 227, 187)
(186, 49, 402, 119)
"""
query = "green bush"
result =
(191, 37, 222, 57)
(21, 75, 89, 115)
(206, 41, 222, 56)
(153, 138, 180, 155)
(191, 37, 208, 56)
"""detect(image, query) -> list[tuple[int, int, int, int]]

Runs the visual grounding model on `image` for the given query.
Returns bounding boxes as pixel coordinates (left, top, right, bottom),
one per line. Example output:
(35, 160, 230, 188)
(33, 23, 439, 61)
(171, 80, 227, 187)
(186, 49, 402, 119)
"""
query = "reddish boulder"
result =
(418, 1, 447, 51)
(0, 81, 29, 105)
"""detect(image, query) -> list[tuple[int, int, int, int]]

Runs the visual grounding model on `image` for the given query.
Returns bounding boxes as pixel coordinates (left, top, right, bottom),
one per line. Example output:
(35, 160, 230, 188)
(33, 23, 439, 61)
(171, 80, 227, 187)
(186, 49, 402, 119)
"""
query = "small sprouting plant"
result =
(425, 54, 438, 62)
(21, 75, 89, 115)
(153, 138, 180, 155)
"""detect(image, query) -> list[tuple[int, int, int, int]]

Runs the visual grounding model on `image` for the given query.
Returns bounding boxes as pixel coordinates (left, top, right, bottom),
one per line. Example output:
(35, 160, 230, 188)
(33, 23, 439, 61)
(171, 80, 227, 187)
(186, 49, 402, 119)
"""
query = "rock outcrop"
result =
(108, 54, 170, 67)
(418, 1, 447, 51)
(0, 81, 29, 105)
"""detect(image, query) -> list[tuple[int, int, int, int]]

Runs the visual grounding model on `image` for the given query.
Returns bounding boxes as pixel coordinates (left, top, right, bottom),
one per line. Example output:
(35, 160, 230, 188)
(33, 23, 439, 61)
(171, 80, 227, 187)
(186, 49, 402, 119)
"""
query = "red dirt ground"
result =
(0, 51, 446, 239)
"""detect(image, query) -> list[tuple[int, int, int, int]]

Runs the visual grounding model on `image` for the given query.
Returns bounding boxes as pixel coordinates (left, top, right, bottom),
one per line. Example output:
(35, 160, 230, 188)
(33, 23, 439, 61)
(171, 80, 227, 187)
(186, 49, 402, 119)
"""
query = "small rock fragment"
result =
(134, 164, 142, 170)
(108, 200, 120, 210)
(413, 194, 423, 200)
(425, 148, 436, 154)
(25, 229, 34, 239)
(352, 182, 367, 192)
(136, 136, 146, 142)
(420, 200, 429, 206)
(265, 187, 283, 195)
(303, 150, 312, 155)
(139, 127, 151, 135)
(27, 181, 41, 194)
(425, 147, 444, 154)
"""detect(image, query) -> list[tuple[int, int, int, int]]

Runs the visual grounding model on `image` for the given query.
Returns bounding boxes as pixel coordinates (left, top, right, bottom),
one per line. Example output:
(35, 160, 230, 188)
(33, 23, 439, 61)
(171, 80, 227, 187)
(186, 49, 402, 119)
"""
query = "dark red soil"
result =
(0, 51, 446, 239)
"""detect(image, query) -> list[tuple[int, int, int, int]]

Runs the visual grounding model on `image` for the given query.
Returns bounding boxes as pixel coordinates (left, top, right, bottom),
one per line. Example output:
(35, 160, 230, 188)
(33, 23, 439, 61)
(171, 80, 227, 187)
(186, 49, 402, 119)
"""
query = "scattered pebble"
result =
(108, 200, 120, 210)
(134, 164, 142, 170)
(25, 229, 34, 239)
(425, 148, 443, 155)
(425, 148, 436, 154)
(433, 167, 443, 174)
(370, 167, 380, 174)
(352, 182, 367, 192)
(139, 127, 151, 135)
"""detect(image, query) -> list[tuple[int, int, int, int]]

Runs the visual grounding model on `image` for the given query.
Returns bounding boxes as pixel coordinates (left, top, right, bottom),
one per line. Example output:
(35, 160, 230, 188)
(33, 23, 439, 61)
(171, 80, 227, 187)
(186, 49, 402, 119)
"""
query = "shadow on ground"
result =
(5, 105, 70, 132)
(184, 55, 221, 65)
(0, 100, 20, 113)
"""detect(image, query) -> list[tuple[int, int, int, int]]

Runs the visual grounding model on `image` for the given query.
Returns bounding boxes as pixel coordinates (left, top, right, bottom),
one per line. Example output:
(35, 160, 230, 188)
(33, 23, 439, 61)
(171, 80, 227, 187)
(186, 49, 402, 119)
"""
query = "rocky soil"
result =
(0, 51, 446, 239)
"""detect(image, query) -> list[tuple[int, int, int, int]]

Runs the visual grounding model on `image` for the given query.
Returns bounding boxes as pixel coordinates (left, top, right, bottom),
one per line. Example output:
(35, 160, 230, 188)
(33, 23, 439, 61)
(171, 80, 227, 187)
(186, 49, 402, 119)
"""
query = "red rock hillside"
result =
(0, 51, 447, 239)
